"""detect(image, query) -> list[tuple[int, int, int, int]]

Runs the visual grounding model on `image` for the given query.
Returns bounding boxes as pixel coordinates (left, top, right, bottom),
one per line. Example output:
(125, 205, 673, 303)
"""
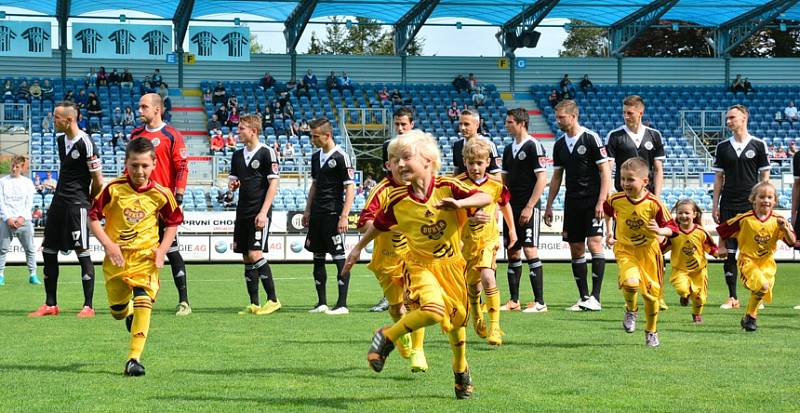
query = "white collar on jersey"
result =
(511, 135, 531, 156)
(729, 135, 754, 154)
(145, 122, 167, 133)
(243, 143, 266, 161)
(319, 145, 340, 166)
(622, 124, 646, 146)
(564, 127, 586, 152)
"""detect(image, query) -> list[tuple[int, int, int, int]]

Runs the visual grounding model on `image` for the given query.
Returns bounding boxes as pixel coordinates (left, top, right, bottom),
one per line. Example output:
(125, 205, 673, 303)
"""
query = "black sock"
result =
(244, 264, 260, 306)
(507, 260, 522, 302)
(571, 257, 589, 299)
(334, 258, 348, 308)
(255, 258, 277, 302)
(590, 253, 606, 300)
(724, 253, 738, 299)
(78, 252, 94, 308)
(313, 257, 327, 306)
(168, 251, 189, 303)
(43, 250, 59, 306)
(528, 258, 544, 304)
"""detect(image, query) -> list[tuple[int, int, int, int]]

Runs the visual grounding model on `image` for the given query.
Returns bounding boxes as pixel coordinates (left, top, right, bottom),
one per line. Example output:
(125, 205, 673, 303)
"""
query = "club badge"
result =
(251, 159, 260, 169)
(152, 138, 160, 147)
(576, 145, 587, 155)
(328, 159, 337, 168)
(71, 150, 80, 159)
(745, 149, 755, 159)
(644, 141, 654, 150)
(518, 151, 527, 160)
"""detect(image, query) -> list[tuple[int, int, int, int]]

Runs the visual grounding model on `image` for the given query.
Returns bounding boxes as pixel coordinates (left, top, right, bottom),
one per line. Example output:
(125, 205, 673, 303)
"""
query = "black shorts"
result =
(158, 219, 181, 254)
(43, 204, 89, 251)
(503, 205, 540, 251)
(794, 210, 800, 250)
(720, 207, 749, 250)
(563, 197, 603, 243)
(233, 216, 270, 253)
(304, 214, 345, 256)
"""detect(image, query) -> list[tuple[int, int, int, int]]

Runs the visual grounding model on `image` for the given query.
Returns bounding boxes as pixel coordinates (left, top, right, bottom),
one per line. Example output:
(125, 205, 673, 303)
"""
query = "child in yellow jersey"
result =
(662, 199, 719, 324)
(356, 151, 422, 371)
(344, 130, 491, 400)
(717, 181, 795, 332)
(603, 158, 676, 347)
(89, 137, 183, 376)
(458, 138, 516, 346)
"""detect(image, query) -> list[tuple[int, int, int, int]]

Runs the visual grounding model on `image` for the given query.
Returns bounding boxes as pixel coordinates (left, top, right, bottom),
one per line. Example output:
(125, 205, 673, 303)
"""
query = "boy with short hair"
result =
(229, 114, 281, 315)
(88, 137, 183, 376)
(0, 155, 40, 285)
(345, 131, 492, 399)
(458, 138, 516, 345)
(603, 158, 675, 347)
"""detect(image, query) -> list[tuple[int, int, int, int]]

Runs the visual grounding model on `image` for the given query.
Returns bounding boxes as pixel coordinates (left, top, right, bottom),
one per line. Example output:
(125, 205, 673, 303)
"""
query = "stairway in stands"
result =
(170, 89, 213, 183)
(501, 92, 556, 155)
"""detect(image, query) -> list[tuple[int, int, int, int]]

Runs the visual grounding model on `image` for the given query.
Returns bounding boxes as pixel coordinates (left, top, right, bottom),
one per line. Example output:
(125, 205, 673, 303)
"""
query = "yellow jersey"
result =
(456, 173, 510, 251)
(717, 210, 793, 260)
(374, 175, 478, 259)
(667, 222, 718, 272)
(603, 191, 674, 248)
(358, 176, 409, 260)
(89, 176, 183, 251)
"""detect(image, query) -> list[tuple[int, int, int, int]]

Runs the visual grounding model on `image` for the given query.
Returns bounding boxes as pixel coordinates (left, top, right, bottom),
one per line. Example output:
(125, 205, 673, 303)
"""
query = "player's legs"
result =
(481, 267, 503, 344)
(691, 270, 708, 319)
(311, 253, 328, 311)
(0, 222, 11, 282)
(448, 326, 468, 375)
(720, 209, 741, 307)
(741, 260, 773, 319)
(502, 215, 523, 310)
(160, 220, 189, 312)
(42, 248, 60, 306)
(129, 287, 153, 361)
(240, 253, 261, 309)
(568, 242, 590, 305)
(670, 269, 691, 301)
(76, 249, 95, 311)
(586, 235, 605, 302)
(617, 252, 641, 312)
(329, 227, 349, 312)
(15, 220, 39, 280)
(521, 208, 545, 310)
(384, 267, 445, 341)
(465, 258, 487, 338)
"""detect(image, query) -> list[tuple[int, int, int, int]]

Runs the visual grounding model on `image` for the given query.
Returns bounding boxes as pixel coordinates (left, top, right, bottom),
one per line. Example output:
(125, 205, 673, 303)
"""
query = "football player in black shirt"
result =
(29, 102, 104, 318)
(451, 109, 501, 177)
(303, 118, 355, 315)
(500, 108, 548, 313)
(544, 100, 611, 312)
(792, 149, 800, 310)
(229, 114, 281, 315)
(712, 104, 770, 310)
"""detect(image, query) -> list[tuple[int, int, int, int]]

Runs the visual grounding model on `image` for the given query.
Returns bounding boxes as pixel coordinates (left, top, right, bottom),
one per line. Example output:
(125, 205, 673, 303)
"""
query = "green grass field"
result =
(1, 261, 799, 412)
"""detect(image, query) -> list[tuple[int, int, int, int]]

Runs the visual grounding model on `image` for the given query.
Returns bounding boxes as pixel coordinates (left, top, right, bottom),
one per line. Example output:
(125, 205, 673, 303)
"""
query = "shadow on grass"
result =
(151, 393, 449, 410)
(0, 363, 118, 376)
(174, 365, 412, 382)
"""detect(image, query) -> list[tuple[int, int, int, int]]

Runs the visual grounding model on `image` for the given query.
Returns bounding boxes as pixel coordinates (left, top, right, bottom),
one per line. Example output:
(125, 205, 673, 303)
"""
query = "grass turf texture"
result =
(1, 262, 799, 412)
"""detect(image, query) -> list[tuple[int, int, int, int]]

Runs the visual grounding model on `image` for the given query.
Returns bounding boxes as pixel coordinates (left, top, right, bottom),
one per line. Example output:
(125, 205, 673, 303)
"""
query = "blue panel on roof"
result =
(192, 1, 296, 20)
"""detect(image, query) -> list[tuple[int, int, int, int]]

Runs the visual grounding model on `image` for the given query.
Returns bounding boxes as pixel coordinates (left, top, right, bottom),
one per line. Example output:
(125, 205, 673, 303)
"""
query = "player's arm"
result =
(715, 218, 740, 259)
(343, 222, 381, 274)
(156, 225, 178, 268)
(255, 176, 279, 230)
(302, 181, 316, 227)
(596, 160, 612, 220)
(520, 170, 546, 225)
(646, 219, 673, 237)
(89, 169, 104, 201)
(776, 214, 796, 246)
(543, 167, 563, 227)
(156, 192, 183, 267)
(87, 189, 123, 267)
(652, 159, 664, 197)
(437, 191, 492, 210)
(793, 176, 800, 229)
(711, 170, 724, 224)
(500, 202, 517, 247)
(339, 183, 355, 234)
(602, 199, 616, 247)
(172, 132, 189, 199)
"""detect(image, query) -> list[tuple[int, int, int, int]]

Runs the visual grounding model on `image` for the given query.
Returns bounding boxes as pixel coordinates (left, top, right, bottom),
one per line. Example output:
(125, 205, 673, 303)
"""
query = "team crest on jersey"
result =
(251, 159, 260, 169)
(754, 233, 770, 245)
(348, 168, 355, 180)
(70, 150, 80, 159)
(420, 220, 447, 240)
(745, 149, 755, 159)
(123, 207, 146, 224)
(625, 217, 645, 230)
(328, 159, 337, 168)
(518, 152, 526, 160)
(600, 147, 608, 158)
(681, 244, 696, 255)
(644, 141, 654, 150)
(152, 138, 161, 147)
(576, 145, 587, 155)
(272, 162, 280, 174)
(180, 148, 188, 159)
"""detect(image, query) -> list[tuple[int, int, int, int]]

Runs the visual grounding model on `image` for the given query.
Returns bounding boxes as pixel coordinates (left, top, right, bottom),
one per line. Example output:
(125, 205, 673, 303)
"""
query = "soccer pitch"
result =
(1, 262, 798, 412)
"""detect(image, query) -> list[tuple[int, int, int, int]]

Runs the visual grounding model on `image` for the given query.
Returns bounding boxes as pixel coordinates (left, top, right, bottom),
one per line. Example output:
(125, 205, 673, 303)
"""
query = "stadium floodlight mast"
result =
(496, 0, 559, 58)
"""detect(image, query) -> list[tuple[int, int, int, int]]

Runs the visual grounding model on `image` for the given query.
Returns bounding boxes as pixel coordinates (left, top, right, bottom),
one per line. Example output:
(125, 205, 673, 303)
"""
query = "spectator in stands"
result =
(86, 67, 97, 87)
(227, 95, 238, 110)
(377, 88, 390, 104)
(215, 104, 228, 126)
(548, 89, 559, 108)
(270, 141, 282, 162)
(282, 141, 295, 163)
(273, 112, 286, 135)
(123, 105, 135, 127)
(112, 107, 123, 127)
(479, 117, 490, 136)
(363, 175, 376, 194)
(139, 79, 155, 96)
(152, 69, 163, 87)
(63, 90, 75, 103)
(3, 80, 13, 96)
(111, 129, 127, 150)
(16, 80, 30, 101)
(731, 74, 745, 93)
(33, 175, 44, 194)
(210, 132, 224, 152)
(227, 106, 241, 128)
(447, 101, 461, 122)
(43, 172, 57, 194)
(77, 112, 88, 132)
(287, 119, 299, 137)
(283, 101, 295, 120)
(775, 146, 788, 159)
(390, 89, 404, 106)
(452, 74, 468, 93)
(213, 81, 227, 106)
(75, 89, 88, 109)
(790, 140, 798, 156)
(208, 114, 222, 131)
(743, 78, 754, 94)
(41, 79, 53, 100)
(299, 119, 311, 135)
(108, 69, 120, 86)
(472, 86, 486, 107)
(86, 92, 103, 130)
(29, 81, 42, 99)
(286, 78, 298, 95)
(158, 83, 169, 100)
(467, 73, 478, 93)
(97, 66, 108, 86)
(339, 72, 354, 91)
(302, 69, 318, 90)
(559, 74, 576, 95)
(31, 206, 43, 228)
(163, 95, 173, 123)
(769, 144, 778, 158)
(580, 74, 593, 93)
(326, 71, 337, 90)
(41, 112, 53, 134)
(203, 88, 212, 104)
(121, 68, 134, 88)
(259, 72, 276, 90)
(785, 101, 799, 122)
(262, 107, 274, 130)
(225, 132, 237, 152)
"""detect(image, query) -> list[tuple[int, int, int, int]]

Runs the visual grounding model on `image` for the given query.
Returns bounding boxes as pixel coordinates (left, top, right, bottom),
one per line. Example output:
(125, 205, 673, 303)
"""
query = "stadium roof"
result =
(1, 0, 797, 55)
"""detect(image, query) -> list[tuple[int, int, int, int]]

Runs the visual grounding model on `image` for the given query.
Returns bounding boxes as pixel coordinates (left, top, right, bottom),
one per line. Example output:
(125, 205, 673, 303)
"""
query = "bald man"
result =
(130, 93, 192, 316)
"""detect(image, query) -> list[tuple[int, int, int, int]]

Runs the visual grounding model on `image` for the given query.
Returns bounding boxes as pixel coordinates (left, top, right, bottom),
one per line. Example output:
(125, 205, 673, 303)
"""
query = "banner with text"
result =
(188, 26, 249, 62)
(0, 21, 51, 57)
(72, 23, 172, 60)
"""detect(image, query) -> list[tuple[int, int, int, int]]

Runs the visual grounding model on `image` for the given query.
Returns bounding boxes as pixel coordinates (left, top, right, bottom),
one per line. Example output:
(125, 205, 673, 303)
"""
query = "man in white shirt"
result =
(785, 101, 798, 122)
(0, 155, 40, 285)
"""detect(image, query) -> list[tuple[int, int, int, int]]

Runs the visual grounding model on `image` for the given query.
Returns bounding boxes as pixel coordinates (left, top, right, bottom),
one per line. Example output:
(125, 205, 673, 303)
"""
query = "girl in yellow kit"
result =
(717, 181, 795, 332)
(662, 199, 719, 325)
